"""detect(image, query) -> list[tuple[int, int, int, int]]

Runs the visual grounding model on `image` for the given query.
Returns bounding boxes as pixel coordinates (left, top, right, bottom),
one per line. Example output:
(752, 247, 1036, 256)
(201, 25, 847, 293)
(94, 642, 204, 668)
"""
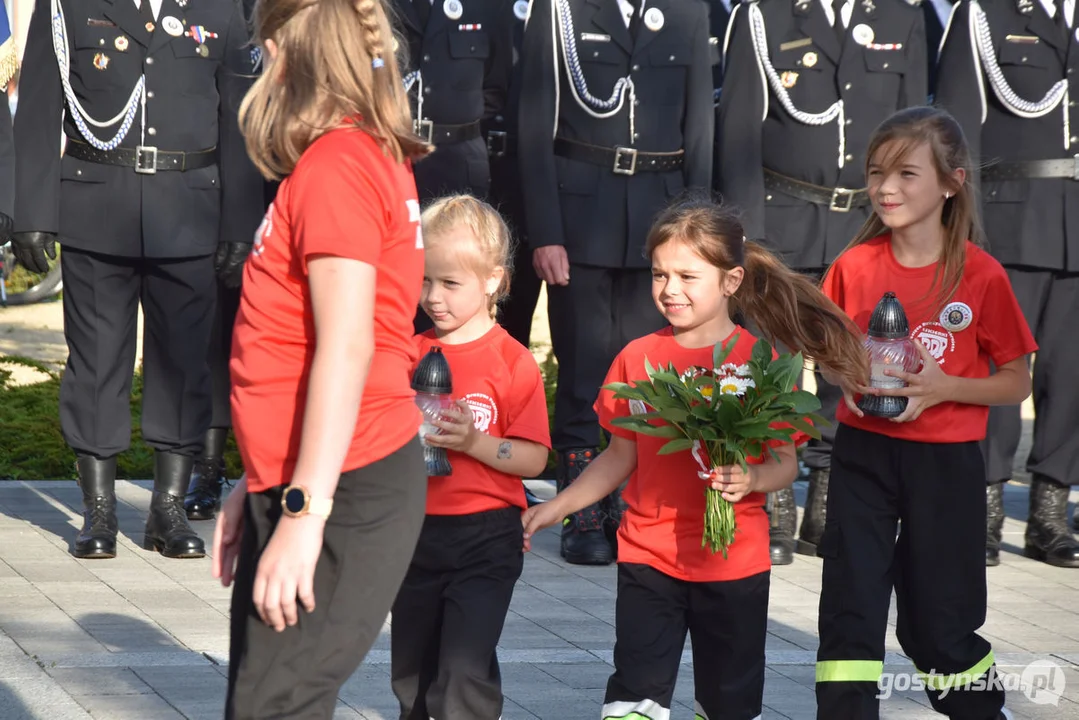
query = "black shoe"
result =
(796, 469, 829, 556)
(557, 448, 613, 566)
(73, 456, 118, 559)
(986, 481, 1005, 567)
(1023, 476, 1079, 568)
(144, 452, 206, 559)
(602, 482, 629, 560)
(184, 427, 229, 521)
(769, 487, 797, 565)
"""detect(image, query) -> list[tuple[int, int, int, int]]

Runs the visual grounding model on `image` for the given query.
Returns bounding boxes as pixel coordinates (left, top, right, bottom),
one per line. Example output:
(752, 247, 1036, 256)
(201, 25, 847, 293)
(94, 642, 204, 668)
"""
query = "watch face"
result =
(284, 487, 307, 514)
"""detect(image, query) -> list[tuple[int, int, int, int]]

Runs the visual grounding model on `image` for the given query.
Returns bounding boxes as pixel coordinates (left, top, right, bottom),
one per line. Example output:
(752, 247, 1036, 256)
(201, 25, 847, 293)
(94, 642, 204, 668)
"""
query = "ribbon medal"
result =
(187, 25, 219, 57)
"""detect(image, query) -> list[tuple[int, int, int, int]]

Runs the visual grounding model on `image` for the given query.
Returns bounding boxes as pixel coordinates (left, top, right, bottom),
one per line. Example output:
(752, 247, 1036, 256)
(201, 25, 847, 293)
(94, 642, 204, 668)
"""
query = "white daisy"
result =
(718, 362, 752, 378)
(717, 376, 755, 396)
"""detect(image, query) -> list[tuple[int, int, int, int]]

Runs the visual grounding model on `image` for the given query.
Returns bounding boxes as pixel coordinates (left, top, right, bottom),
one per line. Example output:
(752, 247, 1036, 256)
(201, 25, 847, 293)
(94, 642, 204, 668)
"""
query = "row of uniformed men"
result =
(0, 0, 1076, 573)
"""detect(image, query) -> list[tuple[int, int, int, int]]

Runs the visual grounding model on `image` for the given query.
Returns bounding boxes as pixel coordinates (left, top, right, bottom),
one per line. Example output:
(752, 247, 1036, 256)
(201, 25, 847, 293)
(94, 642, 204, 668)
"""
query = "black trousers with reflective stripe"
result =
(605, 563, 768, 720)
(816, 424, 1004, 720)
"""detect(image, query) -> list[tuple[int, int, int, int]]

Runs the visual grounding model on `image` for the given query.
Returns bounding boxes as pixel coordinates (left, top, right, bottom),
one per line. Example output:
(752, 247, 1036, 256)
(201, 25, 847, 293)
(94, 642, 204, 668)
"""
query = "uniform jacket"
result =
(0, 99, 13, 221)
(518, 0, 714, 269)
(483, 0, 528, 228)
(14, 0, 264, 258)
(935, 0, 1079, 271)
(716, 0, 927, 270)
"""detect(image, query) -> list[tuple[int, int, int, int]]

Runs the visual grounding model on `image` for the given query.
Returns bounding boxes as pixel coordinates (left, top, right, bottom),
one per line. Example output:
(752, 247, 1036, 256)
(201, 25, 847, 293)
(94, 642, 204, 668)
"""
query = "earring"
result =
(944, 192, 952, 199)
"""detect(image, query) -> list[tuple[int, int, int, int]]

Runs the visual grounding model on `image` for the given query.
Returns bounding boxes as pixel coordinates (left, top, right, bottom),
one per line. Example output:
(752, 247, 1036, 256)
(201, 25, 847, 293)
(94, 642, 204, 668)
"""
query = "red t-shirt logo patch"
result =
(464, 393, 499, 433)
(912, 322, 956, 365)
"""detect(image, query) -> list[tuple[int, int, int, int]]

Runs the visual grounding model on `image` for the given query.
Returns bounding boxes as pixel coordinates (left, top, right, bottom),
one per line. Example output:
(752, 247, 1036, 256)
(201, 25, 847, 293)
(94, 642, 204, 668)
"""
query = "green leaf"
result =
(788, 390, 823, 414)
(657, 438, 695, 455)
(787, 416, 822, 440)
(808, 411, 833, 428)
(713, 331, 739, 370)
(752, 337, 773, 369)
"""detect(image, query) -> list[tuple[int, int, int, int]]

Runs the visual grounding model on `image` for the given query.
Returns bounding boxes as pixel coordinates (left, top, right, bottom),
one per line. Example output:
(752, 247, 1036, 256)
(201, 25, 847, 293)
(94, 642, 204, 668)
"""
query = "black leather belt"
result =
(554, 137, 684, 176)
(981, 157, 1079, 181)
(65, 138, 217, 174)
(486, 130, 516, 158)
(764, 168, 869, 212)
(414, 119, 482, 145)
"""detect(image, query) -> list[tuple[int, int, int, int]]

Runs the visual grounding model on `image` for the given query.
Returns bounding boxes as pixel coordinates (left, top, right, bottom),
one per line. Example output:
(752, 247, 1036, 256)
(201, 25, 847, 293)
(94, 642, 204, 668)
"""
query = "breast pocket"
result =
(169, 36, 224, 94)
(771, 46, 824, 109)
(576, 40, 626, 96)
(73, 26, 141, 91)
(447, 31, 490, 91)
(648, 44, 692, 106)
(863, 49, 906, 106)
(997, 40, 1060, 92)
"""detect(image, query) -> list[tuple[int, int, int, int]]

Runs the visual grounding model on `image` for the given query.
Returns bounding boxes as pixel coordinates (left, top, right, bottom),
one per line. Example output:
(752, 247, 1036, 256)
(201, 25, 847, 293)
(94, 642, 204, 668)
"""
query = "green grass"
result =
(1, 350, 560, 481)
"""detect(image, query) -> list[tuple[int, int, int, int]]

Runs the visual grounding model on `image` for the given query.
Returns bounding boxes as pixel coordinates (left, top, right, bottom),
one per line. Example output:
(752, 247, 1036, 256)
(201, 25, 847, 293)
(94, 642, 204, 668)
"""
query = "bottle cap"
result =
(411, 346, 453, 394)
(867, 292, 910, 340)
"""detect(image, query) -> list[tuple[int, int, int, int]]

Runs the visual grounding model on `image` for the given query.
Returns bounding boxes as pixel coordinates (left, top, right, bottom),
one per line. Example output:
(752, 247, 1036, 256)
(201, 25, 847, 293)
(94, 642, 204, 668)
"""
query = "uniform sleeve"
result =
(933, 1, 983, 177)
(517, 0, 564, 249)
(502, 351, 553, 449)
(714, 3, 766, 239)
(976, 264, 1038, 367)
(0, 94, 14, 221)
(13, 0, 63, 234)
(216, 0, 267, 246)
(683, 0, 715, 190)
(595, 351, 636, 440)
(901, 3, 929, 107)
(291, 141, 387, 271)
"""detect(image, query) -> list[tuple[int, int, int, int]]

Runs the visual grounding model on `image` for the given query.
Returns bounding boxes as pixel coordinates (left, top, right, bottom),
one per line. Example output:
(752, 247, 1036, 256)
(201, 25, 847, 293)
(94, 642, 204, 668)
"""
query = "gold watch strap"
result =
(307, 497, 333, 519)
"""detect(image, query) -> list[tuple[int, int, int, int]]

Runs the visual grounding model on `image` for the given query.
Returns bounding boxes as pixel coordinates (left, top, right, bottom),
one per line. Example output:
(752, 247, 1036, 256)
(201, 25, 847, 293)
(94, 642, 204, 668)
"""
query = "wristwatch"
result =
(281, 485, 333, 519)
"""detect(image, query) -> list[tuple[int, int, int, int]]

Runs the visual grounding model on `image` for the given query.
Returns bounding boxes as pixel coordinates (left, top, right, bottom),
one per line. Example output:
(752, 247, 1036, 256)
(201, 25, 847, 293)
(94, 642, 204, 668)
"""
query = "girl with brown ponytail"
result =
(215, 0, 435, 716)
(521, 194, 866, 720)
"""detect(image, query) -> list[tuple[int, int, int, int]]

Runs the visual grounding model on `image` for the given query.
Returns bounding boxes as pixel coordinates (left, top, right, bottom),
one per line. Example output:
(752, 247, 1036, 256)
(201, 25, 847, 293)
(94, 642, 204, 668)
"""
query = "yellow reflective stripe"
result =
(916, 650, 995, 691)
(815, 660, 884, 683)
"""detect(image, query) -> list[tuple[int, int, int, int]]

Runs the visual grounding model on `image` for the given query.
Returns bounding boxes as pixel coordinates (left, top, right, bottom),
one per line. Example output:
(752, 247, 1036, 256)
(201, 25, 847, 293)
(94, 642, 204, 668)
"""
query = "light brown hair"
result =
(844, 106, 982, 313)
(421, 195, 514, 319)
(646, 196, 869, 387)
(239, 0, 431, 179)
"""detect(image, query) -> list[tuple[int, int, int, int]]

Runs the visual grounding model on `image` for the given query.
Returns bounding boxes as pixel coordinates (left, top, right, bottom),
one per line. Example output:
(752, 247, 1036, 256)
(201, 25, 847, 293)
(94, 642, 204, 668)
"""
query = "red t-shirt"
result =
(416, 325, 552, 515)
(596, 326, 807, 582)
(823, 236, 1037, 443)
(230, 127, 425, 493)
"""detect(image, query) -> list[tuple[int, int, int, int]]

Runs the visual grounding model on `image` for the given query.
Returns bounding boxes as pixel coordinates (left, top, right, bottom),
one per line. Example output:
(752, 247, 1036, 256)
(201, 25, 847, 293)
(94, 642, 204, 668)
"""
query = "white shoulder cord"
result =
(551, 0, 637, 142)
(970, 0, 1070, 146)
(747, 2, 845, 167)
(403, 70, 423, 124)
(51, 0, 145, 150)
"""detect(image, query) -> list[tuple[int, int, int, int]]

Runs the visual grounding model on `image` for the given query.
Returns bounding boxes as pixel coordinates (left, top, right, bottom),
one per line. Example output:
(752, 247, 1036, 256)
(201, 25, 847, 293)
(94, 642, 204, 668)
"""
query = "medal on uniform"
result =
(852, 23, 875, 46)
(93, 52, 110, 70)
(802, 50, 818, 67)
(176, 0, 187, 6)
(780, 70, 798, 88)
(861, 0, 876, 16)
(145, 21, 155, 32)
(114, 35, 129, 51)
(162, 16, 184, 36)
(1017, 0, 1034, 14)
(444, 0, 463, 20)
(644, 7, 664, 31)
(514, 0, 528, 20)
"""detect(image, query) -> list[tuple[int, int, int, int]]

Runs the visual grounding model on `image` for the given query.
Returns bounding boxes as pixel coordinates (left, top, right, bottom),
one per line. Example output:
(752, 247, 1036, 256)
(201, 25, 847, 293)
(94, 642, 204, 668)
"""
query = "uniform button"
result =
(470, 45, 476, 52)
(99, 39, 105, 45)
(148, 127, 157, 136)
(76, 169, 82, 176)
(424, 86, 432, 94)
(1072, 135, 1078, 143)
(844, 82, 852, 90)
(1021, 56, 1028, 62)
(845, 118, 852, 125)
(147, 91, 154, 99)
(593, 50, 599, 57)
(632, 64, 640, 71)
(633, 133, 639, 140)
(1069, 67, 1074, 74)
(882, 62, 889, 69)
(845, 153, 853, 161)
(1071, 100, 1077, 106)
(765, 194, 773, 201)
(495, 115, 504, 122)
(146, 57, 154, 65)
(423, 54, 430, 62)
(634, 99, 640, 106)
(669, 55, 676, 61)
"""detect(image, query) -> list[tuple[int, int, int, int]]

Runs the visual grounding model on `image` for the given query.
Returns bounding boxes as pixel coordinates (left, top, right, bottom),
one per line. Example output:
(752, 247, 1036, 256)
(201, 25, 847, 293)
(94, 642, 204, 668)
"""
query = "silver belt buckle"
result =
(414, 119, 434, 144)
(613, 146, 638, 176)
(135, 146, 158, 175)
(487, 130, 507, 157)
(829, 187, 854, 212)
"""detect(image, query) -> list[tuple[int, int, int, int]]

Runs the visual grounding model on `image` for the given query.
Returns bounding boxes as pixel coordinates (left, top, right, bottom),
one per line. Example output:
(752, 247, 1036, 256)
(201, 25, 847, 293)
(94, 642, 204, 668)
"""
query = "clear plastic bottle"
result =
(858, 292, 922, 419)
(412, 346, 454, 476)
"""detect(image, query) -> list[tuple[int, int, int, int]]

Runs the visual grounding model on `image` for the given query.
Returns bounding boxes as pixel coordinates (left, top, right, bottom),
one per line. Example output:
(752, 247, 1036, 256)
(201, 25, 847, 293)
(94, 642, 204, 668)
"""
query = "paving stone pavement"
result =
(0, 479, 1077, 719)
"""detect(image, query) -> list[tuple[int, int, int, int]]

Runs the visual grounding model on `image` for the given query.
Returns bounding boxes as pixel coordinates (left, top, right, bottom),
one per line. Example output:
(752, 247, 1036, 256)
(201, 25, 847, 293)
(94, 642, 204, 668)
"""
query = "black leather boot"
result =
(144, 452, 206, 558)
(796, 469, 829, 556)
(74, 456, 118, 559)
(986, 481, 1005, 567)
(769, 487, 797, 565)
(558, 448, 612, 566)
(602, 481, 629, 559)
(184, 427, 229, 521)
(1024, 476, 1079, 568)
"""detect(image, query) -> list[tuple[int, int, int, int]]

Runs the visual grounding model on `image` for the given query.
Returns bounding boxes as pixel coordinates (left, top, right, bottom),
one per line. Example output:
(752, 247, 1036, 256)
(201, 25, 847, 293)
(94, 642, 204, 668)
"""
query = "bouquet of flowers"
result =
(603, 331, 826, 557)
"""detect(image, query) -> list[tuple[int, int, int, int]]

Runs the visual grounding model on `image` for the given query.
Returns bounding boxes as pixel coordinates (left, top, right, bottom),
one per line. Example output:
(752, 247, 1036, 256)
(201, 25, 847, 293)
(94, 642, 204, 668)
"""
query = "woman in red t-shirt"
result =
(522, 197, 867, 720)
(209, 0, 432, 715)
(815, 107, 1036, 720)
(390, 195, 551, 720)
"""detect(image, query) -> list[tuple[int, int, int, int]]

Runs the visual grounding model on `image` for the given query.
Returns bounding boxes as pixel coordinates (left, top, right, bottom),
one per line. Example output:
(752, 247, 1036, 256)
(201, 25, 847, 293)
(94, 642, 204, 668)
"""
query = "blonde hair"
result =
(844, 106, 982, 314)
(239, 0, 431, 180)
(647, 196, 869, 387)
(421, 195, 514, 319)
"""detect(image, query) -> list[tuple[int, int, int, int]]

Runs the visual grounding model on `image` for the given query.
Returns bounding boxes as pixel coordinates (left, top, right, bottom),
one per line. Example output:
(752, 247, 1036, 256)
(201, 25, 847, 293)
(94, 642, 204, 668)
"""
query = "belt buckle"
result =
(414, 119, 434, 144)
(487, 130, 507, 158)
(613, 146, 638, 176)
(829, 187, 854, 212)
(135, 146, 158, 175)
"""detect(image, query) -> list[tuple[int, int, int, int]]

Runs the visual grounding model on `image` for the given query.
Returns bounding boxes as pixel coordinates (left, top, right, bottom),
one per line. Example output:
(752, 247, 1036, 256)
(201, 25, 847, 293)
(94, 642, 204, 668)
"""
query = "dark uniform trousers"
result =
(604, 564, 769, 720)
(717, 0, 928, 471)
(518, 0, 715, 451)
(390, 506, 523, 720)
(226, 439, 428, 720)
(816, 425, 1004, 720)
(935, 0, 1079, 489)
(14, 0, 264, 459)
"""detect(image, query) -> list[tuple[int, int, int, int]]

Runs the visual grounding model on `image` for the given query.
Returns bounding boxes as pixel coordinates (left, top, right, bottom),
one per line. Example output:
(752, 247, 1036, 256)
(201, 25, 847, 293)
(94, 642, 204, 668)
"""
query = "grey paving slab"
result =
(0, 480, 1078, 718)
